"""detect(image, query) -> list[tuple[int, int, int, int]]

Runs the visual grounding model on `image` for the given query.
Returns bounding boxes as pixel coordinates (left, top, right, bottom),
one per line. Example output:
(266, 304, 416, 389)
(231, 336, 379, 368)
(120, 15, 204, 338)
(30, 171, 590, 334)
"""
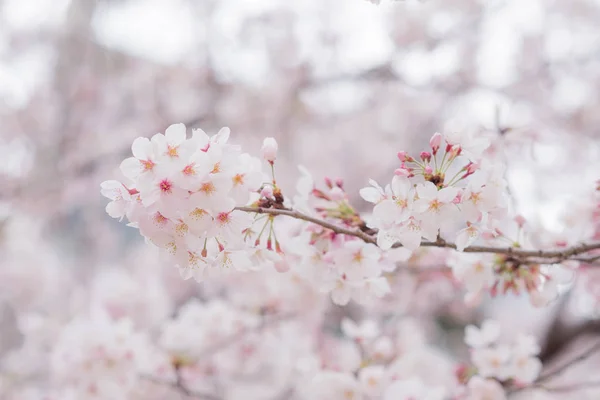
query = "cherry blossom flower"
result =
(465, 319, 501, 349)
(372, 176, 413, 227)
(119, 137, 158, 184)
(449, 254, 496, 298)
(471, 345, 513, 380)
(100, 180, 132, 221)
(414, 182, 459, 239)
(359, 365, 387, 397)
(261, 137, 278, 163)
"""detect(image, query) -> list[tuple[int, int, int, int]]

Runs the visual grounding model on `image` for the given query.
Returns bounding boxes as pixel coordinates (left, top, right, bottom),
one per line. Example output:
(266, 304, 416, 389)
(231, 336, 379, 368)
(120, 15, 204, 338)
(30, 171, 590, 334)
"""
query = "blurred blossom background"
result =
(2, 0, 600, 399)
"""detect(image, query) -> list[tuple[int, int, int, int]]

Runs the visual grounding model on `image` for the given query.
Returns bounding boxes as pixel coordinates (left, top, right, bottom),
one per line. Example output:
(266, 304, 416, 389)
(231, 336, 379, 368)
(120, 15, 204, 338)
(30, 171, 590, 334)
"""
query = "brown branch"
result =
(538, 381, 600, 393)
(508, 341, 600, 395)
(193, 312, 295, 359)
(235, 206, 600, 263)
(144, 373, 222, 400)
(537, 341, 600, 384)
(143, 312, 294, 399)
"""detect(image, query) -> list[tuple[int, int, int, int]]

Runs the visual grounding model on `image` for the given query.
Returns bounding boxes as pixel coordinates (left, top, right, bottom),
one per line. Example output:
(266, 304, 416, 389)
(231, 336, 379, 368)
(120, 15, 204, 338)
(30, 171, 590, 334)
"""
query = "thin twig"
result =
(235, 206, 600, 263)
(194, 312, 295, 359)
(143, 312, 294, 399)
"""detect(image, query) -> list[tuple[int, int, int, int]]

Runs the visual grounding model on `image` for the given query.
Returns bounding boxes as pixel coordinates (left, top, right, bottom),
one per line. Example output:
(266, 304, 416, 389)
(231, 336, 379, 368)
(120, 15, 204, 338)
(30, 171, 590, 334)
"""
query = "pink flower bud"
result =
(335, 178, 344, 188)
(312, 188, 329, 200)
(424, 165, 433, 175)
(515, 215, 526, 227)
(261, 137, 278, 163)
(461, 162, 479, 179)
(260, 186, 274, 199)
(420, 151, 431, 162)
(397, 151, 414, 163)
(324, 177, 333, 189)
(430, 132, 442, 154)
(448, 145, 462, 160)
(466, 162, 478, 174)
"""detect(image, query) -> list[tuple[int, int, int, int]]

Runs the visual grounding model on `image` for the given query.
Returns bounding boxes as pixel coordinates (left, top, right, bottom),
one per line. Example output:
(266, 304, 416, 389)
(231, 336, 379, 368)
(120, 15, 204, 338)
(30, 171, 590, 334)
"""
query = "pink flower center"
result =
(182, 164, 195, 175)
(167, 145, 179, 157)
(429, 199, 441, 211)
(233, 173, 245, 186)
(141, 159, 155, 171)
(190, 208, 208, 220)
(159, 179, 173, 193)
(153, 212, 169, 226)
(200, 182, 216, 195)
(395, 198, 408, 208)
(217, 212, 230, 225)
(470, 192, 481, 204)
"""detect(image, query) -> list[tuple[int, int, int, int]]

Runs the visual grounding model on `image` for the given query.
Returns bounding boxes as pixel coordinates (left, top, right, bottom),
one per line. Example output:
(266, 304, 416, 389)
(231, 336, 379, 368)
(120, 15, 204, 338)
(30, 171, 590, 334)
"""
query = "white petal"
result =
(416, 181, 437, 199)
(213, 127, 230, 144)
(165, 123, 187, 144)
(120, 157, 142, 179)
(391, 175, 411, 197)
(105, 201, 125, 220)
(438, 186, 459, 203)
(377, 230, 397, 250)
(131, 137, 152, 159)
(455, 227, 479, 251)
(360, 186, 382, 203)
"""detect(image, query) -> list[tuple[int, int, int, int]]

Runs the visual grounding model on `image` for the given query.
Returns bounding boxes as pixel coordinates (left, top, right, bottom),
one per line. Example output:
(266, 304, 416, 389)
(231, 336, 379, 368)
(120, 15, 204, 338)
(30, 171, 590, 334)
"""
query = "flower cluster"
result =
(157, 299, 309, 398)
(50, 315, 152, 400)
(287, 173, 412, 305)
(360, 131, 508, 252)
(101, 124, 268, 281)
(101, 124, 594, 311)
(448, 217, 577, 306)
(302, 317, 453, 400)
(457, 319, 543, 399)
(449, 252, 576, 307)
(159, 299, 261, 363)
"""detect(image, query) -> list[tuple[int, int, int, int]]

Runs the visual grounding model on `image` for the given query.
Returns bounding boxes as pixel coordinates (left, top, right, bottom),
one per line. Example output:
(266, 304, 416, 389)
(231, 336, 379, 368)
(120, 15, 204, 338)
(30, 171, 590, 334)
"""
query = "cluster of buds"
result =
(395, 133, 478, 189)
